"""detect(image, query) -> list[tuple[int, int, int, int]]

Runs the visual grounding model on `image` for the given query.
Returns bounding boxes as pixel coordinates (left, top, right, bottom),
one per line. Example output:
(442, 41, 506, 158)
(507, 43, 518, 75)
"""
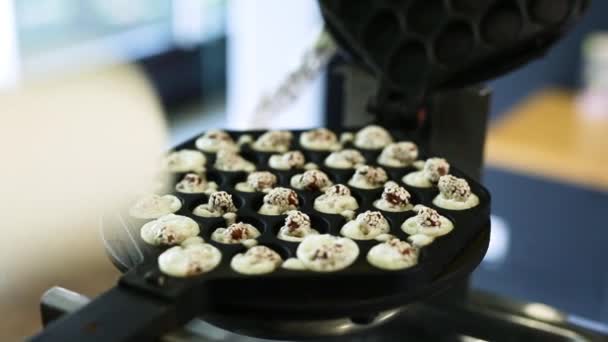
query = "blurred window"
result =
(12, 0, 227, 76)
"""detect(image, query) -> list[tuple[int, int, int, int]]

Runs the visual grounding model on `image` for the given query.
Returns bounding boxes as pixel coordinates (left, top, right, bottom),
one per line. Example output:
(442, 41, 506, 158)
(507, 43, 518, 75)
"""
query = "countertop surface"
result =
(485, 89, 608, 191)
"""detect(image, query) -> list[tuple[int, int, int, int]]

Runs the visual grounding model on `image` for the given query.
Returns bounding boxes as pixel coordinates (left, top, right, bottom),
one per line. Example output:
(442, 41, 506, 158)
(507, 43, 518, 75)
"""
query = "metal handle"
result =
(40, 287, 91, 326)
(32, 285, 182, 342)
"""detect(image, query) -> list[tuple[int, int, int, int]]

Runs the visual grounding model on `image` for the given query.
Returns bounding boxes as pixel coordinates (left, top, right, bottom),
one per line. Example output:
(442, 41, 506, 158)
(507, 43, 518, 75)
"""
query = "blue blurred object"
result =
(474, 167, 608, 323)
(489, 1, 608, 119)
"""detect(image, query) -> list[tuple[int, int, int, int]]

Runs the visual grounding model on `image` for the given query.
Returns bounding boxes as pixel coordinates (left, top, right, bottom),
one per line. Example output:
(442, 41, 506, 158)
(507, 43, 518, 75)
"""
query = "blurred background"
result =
(1, 0, 608, 340)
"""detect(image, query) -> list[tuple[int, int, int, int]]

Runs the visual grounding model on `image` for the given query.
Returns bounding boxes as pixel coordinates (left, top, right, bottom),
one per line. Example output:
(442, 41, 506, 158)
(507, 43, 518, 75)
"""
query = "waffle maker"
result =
(32, 1, 589, 341)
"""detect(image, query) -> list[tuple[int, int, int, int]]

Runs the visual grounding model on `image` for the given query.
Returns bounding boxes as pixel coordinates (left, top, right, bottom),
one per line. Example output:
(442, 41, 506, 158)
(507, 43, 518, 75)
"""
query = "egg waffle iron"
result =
(34, 128, 490, 341)
(33, 1, 589, 340)
(319, 0, 590, 113)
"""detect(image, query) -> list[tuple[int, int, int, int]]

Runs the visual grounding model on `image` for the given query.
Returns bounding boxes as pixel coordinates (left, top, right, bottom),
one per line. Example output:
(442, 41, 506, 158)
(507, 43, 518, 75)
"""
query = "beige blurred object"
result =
(486, 89, 608, 191)
(0, 63, 167, 340)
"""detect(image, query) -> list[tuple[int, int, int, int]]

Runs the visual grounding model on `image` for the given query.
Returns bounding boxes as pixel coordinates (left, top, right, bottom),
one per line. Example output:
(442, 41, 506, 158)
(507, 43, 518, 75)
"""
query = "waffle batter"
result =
(296, 234, 359, 272)
(324, 149, 365, 169)
(129, 194, 182, 219)
(258, 187, 299, 215)
(367, 238, 419, 270)
(193, 191, 237, 217)
(231, 245, 283, 275)
(140, 214, 200, 246)
(235, 171, 278, 193)
(175, 173, 218, 194)
(268, 151, 306, 170)
(373, 182, 413, 212)
(313, 184, 359, 215)
(433, 175, 479, 210)
(277, 210, 319, 242)
(348, 165, 388, 189)
(354, 125, 393, 150)
(377, 141, 418, 168)
(158, 237, 221, 277)
(165, 149, 206, 173)
(195, 130, 237, 152)
(290, 169, 333, 191)
(211, 222, 261, 244)
(299, 128, 341, 151)
(402, 205, 453, 246)
(403, 157, 450, 188)
(214, 150, 256, 172)
(252, 130, 293, 152)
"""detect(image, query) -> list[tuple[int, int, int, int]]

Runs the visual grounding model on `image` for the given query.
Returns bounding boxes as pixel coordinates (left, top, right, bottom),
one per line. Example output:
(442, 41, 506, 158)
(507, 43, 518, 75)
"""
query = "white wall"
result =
(226, 0, 324, 130)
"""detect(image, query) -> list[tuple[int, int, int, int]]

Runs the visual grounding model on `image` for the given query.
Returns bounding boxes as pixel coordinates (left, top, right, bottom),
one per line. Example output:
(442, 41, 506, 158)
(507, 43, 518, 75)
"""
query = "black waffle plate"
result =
(116, 128, 491, 319)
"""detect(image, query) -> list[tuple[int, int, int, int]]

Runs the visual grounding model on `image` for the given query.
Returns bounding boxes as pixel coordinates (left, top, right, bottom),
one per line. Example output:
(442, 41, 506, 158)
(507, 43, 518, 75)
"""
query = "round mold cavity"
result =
(231, 172, 250, 191)
(195, 216, 226, 242)
(387, 40, 430, 88)
(528, 0, 571, 25)
(384, 165, 420, 181)
(276, 169, 305, 187)
(239, 148, 261, 166)
(434, 21, 475, 66)
(409, 182, 440, 202)
(177, 192, 207, 209)
(450, 0, 489, 14)
(302, 150, 331, 165)
(320, 166, 357, 184)
(402, 184, 427, 205)
(340, 1, 371, 32)
(429, 195, 481, 214)
(481, 2, 523, 46)
(383, 211, 415, 233)
(407, 0, 446, 35)
(362, 9, 401, 65)
(249, 192, 266, 213)
(357, 147, 382, 161)
(348, 184, 386, 201)
(309, 213, 332, 235)
(211, 166, 249, 181)
(206, 170, 224, 187)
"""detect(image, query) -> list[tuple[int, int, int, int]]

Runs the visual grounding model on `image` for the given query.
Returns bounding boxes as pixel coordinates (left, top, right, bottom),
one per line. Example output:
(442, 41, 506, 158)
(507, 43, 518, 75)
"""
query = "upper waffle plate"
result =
(115, 127, 490, 318)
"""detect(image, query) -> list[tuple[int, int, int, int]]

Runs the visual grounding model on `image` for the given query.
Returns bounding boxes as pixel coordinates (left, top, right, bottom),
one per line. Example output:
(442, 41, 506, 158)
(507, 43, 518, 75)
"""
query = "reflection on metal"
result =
(482, 215, 510, 267)
(41, 286, 608, 341)
(523, 303, 566, 323)
(192, 308, 403, 341)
